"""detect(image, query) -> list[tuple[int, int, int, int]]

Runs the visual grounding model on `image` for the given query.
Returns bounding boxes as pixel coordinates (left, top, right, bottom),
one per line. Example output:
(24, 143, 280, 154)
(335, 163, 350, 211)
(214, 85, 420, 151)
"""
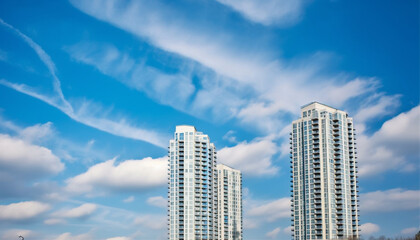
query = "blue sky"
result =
(0, 0, 418, 239)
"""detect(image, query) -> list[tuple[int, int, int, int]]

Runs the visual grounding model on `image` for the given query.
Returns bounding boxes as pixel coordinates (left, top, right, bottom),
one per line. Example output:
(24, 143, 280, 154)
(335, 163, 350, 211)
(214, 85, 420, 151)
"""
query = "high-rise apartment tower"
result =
(168, 125, 218, 240)
(290, 102, 360, 240)
(216, 164, 243, 240)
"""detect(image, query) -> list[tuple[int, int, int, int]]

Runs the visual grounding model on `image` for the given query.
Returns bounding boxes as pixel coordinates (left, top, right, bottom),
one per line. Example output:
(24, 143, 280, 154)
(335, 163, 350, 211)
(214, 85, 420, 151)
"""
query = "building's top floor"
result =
(175, 125, 197, 133)
(300, 102, 349, 119)
(173, 125, 211, 143)
(216, 163, 241, 174)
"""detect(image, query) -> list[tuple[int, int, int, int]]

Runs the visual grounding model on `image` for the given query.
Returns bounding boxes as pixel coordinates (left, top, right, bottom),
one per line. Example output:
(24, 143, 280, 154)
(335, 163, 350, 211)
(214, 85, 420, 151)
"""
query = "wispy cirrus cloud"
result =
(134, 214, 166, 230)
(215, 0, 307, 26)
(360, 188, 420, 213)
(65, 42, 196, 111)
(53, 232, 92, 240)
(0, 18, 73, 114)
(354, 93, 401, 123)
(266, 227, 282, 238)
(65, 41, 249, 123)
(146, 196, 167, 208)
(106, 237, 132, 240)
(0, 19, 168, 148)
(52, 203, 97, 219)
(69, 0, 399, 136)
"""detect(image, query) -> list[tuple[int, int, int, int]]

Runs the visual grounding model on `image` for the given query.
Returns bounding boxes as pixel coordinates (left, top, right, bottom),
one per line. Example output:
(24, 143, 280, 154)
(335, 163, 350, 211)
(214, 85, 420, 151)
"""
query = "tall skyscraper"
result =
(290, 102, 360, 240)
(216, 164, 243, 240)
(168, 125, 218, 240)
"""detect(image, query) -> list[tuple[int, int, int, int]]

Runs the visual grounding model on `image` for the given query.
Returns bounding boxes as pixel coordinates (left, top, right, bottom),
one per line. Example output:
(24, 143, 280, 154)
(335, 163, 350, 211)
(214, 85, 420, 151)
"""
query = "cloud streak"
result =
(52, 203, 97, 219)
(215, 0, 306, 26)
(360, 188, 420, 213)
(0, 19, 168, 148)
(69, 0, 398, 136)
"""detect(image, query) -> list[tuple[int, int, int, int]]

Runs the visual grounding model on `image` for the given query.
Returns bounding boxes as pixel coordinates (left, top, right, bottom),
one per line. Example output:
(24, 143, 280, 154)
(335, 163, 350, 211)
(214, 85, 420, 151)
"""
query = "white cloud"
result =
(218, 137, 279, 176)
(354, 94, 401, 122)
(0, 201, 50, 221)
(215, 0, 305, 26)
(134, 214, 166, 229)
(107, 237, 131, 240)
(0, 19, 168, 148)
(360, 223, 380, 236)
(0, 117, 109, 168)
(66, 157, 167, 194)
(0, 134, 63, 178)
(247, 197, 290, 221)
(222, 130, 237, 143)
(123, 196, 135, 203)
(360, 188, 420, 213)
(44, 218, 66, 225)
(372, 105, 420, 150)
(147, 196, 167, 208)
(243, 218, 259, 229)
(54, 232, 92, 240)
(358, 105, 420, 177)
(69, 0, 390, 135)
(401, 227, 418, 235)
(266, 227, 281, 238)
(283, 226, 292, 235)
(19, 122, 54, 143)
(53, 203, 97, 219)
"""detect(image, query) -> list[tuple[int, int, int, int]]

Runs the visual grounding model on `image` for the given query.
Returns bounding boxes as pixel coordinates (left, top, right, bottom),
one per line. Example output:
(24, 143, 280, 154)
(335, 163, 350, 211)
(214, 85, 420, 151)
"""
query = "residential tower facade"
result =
(216, 164, 243, 240)
(290, 102, 360, 240)
(168, 125, 218, 240)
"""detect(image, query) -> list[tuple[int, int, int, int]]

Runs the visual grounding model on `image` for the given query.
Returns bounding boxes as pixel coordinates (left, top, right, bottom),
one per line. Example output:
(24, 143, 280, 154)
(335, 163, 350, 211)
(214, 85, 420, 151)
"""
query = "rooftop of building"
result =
(175, 125, 197, 132)
(216, 163, 241, 173)
(301, 101, 348, 115)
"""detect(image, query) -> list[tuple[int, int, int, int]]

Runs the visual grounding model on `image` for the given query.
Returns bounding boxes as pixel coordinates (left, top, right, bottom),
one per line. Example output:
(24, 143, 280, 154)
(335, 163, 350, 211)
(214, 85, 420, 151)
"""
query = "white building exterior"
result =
(168, 125, 218, 240)
(290, 102, 360, 240)
(216, 164, 242, 240)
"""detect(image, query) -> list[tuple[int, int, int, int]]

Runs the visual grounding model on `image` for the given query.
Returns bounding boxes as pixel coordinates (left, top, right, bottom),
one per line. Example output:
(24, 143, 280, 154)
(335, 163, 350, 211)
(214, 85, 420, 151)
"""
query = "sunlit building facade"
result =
(216, 164, 242, 240)
(168, 125, 218, 240)
(290, 102, 360, 240)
